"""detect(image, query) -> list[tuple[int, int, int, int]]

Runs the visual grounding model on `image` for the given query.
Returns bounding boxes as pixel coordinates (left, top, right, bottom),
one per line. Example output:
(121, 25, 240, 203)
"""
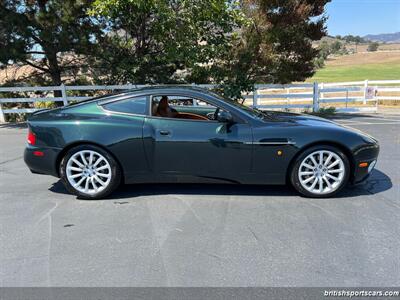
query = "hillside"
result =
(364, 32, 400, 44)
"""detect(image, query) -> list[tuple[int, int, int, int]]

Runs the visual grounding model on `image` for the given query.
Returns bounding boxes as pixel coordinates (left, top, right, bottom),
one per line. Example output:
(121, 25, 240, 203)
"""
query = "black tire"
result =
(60, 144, 121, 200)
(290, 145, 350, 198)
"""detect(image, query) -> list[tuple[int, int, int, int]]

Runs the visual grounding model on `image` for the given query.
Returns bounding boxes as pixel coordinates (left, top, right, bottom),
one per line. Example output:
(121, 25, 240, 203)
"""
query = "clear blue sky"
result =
(326, 0, 400, 36)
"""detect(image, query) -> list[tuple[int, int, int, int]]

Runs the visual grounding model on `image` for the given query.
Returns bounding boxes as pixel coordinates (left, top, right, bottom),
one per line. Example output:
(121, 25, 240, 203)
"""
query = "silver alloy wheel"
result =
(66, 150, 112, 195)
(298, 150, 345, 195)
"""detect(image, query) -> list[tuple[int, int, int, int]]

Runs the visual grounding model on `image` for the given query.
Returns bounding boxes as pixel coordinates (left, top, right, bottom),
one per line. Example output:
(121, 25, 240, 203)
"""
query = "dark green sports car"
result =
(24, 86, 379, 199)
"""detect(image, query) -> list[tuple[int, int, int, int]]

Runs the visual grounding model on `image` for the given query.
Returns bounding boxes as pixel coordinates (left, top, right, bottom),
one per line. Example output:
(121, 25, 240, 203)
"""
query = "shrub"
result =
(304, 106, 337, 118)
(367, 42, 379, 52)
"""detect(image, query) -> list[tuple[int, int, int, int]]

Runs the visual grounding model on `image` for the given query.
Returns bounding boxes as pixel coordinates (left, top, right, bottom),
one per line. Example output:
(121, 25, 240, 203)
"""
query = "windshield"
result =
(206, 90, 273, 120)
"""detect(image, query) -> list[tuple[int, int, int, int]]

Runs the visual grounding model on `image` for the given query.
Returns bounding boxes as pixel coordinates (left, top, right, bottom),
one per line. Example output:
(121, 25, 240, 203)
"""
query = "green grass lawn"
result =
(308, 62, 400, 83)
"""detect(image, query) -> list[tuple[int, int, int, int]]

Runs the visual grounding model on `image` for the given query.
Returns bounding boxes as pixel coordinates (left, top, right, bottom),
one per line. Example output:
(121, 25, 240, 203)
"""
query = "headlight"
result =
(368, 160, 377, 173)
(357, 131, 378, 144)
(351, 128, 378, 144)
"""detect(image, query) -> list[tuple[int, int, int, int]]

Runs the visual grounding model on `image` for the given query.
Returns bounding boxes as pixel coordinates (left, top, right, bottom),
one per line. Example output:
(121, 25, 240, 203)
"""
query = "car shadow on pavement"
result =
(342, 169, 393, 198)
(0, 122, 27, 129)
(328, 113, 389, 121)
(49, 169, 392, 200)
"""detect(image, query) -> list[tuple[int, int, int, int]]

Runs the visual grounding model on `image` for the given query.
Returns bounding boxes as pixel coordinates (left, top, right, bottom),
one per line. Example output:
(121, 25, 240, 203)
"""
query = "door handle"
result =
(159, 130, 171, 136)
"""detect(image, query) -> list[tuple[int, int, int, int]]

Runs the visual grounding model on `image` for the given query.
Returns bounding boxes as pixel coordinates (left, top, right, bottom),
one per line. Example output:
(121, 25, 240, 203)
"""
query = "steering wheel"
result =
(206, 112, 214, 120)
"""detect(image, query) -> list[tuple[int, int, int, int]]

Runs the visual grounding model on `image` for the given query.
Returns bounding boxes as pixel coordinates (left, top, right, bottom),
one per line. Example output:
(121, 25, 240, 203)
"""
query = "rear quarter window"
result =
(103, 96, 147, 115)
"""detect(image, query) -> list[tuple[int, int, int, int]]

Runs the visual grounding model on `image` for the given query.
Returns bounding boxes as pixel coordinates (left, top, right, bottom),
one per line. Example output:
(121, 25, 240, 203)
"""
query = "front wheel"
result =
(290, 145, 350, 198)
(60, 145, 121, 199)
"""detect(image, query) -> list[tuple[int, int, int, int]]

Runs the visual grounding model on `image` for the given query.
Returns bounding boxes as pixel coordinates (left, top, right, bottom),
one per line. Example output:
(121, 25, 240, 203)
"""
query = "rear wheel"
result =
(290, 145, 350, 198)
(60, 145, 121, 199)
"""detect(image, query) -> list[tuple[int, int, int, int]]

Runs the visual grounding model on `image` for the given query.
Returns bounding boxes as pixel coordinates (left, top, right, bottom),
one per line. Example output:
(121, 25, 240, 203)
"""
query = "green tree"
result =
(342, 35, 366, 53)
(200, 0, 331, 98)
(343, 35, 366, 44)
(1, 0, 331, 102)
(313, 41, 330, 68)
(319, 41, 331, 59)
(330, 41, 342, 53)
(0, 0, 101, 91)
(90, 0, 330, 99)
(367, 42, 379, 52)
(89, 0, 245, 85)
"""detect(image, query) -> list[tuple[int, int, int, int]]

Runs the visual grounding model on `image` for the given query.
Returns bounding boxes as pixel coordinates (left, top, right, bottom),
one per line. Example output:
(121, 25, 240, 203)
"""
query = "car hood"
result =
(265, 111, 340, 127)
(263, 111, 378, 143)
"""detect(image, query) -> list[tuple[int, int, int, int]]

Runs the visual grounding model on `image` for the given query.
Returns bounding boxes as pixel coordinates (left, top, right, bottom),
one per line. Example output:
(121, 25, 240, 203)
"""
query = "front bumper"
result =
(352, 143, 380, 184)
(24, 145, 61, 177)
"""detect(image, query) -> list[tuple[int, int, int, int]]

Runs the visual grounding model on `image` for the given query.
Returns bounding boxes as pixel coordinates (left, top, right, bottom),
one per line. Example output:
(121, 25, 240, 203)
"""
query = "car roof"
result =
(135, 85, 208, 90)
(96, 86, 217, 104)
(126, 85, 213, 94)
(65, 85, 213, 108)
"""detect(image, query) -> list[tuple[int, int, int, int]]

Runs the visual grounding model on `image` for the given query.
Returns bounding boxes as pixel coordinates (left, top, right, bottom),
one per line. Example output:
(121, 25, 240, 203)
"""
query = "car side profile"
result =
(24, 86, 379, 199)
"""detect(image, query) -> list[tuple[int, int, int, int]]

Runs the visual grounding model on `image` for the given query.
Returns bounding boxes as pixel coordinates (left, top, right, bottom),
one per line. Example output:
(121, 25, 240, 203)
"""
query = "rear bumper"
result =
(24, 145, 61, 177)
(352, 144, 380, 184)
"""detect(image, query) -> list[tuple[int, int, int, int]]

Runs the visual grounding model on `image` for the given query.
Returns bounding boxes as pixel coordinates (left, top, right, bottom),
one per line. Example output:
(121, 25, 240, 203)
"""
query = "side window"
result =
(103, 96, 147, 115)
(151, 95, 224, 121)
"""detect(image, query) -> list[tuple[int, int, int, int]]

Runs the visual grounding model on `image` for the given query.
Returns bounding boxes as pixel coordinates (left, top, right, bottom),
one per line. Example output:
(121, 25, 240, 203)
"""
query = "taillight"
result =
(27, 130, 36, 145)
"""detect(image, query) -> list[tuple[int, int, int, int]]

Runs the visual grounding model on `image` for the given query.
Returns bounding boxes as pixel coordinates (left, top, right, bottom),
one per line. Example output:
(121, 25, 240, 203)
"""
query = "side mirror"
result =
(217, 111, 233, 123)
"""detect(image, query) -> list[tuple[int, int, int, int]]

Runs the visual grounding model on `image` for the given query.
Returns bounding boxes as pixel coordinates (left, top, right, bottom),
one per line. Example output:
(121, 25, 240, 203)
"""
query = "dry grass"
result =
(326, 50, 400, 67)
(345, 43, 400, 53)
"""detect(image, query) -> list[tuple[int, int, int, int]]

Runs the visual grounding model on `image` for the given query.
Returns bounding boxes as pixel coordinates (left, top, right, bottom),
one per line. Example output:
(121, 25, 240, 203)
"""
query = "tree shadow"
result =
(49, 169, 392, 201)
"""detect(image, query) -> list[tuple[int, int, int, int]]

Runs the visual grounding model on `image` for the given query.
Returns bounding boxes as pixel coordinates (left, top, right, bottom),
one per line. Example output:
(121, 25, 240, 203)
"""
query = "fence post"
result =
(312, 82, 319, 112)
(363, 79, 368, 105)
(60, 84, 68, 106)
(0, 102, 5, 123)
(286, 87, 290, 107)
(253, 85, 259, 107)
(320, 82, 324, 100)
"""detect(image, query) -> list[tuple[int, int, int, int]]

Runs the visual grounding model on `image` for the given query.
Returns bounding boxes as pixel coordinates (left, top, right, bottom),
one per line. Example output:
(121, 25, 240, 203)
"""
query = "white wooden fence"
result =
(0, 80, 399, 122)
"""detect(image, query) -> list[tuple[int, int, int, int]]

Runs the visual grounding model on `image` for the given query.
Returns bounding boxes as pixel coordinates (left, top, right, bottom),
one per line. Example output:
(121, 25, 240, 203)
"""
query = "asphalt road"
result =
(0, 114, 399, 287)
